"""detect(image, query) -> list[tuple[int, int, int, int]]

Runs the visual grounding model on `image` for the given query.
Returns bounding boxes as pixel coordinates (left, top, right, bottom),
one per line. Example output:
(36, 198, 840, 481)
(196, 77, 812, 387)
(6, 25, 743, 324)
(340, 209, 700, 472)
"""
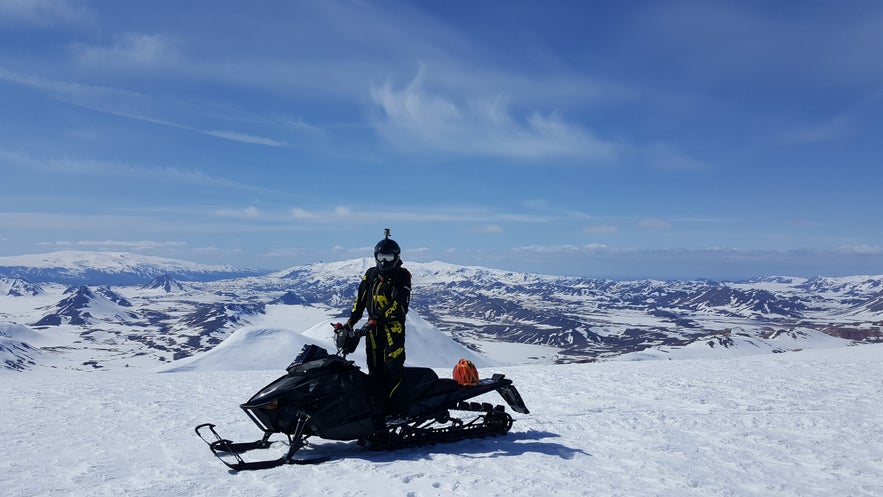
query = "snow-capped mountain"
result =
(848, 290, 883, 315)
(141, 274, 187, 293)
(0, 277, 44, 296)
(33, 285, 138, 326)
(0, 323, 44, 371)
(0, 251, 266, 285)
(1, 251, 881, 371)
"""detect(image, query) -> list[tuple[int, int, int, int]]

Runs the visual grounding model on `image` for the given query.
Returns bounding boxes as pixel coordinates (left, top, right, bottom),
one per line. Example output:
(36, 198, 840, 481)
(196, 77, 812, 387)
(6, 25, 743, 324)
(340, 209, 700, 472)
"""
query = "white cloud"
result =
(370, 66, 618, 162)
(290, 206, 354, 222)
(0, 69, 289, 148)
(646, 142, 710, 171)
(203, 131, 287, 147)
(71, 33, 180, 69)
(469, 224, 504, 234)
(584, 225, 618, 234)
(39, 239, 186, 251)
(639, 218, 672, 230)
(288, 205, 491, 225)
(0, 0, 92, 26)
(419, 245, 883, 280)
(512, 244, 585, 253)
(289, 208, 315, 220)
(0, 149, 275, 193)
(780, 88, 883, 145)
(0, 67, 136, 102)
(214, 207, 263, 219)
(834, 245, 883, 255)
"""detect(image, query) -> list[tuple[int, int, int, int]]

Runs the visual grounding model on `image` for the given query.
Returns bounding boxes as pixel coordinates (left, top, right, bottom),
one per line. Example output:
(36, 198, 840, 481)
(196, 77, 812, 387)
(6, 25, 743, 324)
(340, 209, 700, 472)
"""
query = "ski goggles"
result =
(376, 253, 396, 262)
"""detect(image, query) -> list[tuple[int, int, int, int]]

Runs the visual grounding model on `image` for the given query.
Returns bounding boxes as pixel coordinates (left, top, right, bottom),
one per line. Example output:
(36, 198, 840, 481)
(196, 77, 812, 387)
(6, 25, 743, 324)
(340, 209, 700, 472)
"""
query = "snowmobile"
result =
(195, 334, 529, 471)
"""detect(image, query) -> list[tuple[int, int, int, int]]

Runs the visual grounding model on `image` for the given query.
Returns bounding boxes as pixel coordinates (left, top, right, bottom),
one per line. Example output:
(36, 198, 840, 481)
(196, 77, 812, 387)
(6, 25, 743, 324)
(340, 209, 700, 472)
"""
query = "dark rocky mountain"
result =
(34, 286, 138, 326)
(857, 291, 883, 313)
(650, 284, 808, 318)
(1, 324, 44, 371)
(1, 277, 44, 297)
(141, 274, 186, 293)
(272, 290, 309, 305)
(0, 339, 40, 371)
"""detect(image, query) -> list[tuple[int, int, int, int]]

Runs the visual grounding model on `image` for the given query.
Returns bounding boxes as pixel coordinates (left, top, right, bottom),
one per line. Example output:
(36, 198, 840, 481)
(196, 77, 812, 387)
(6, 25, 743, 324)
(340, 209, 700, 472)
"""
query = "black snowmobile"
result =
(196, 336, 529, 471)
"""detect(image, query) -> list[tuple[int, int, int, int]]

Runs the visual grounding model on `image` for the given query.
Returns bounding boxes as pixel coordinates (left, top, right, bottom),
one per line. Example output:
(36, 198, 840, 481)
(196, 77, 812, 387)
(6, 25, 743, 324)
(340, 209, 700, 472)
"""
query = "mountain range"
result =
(1, 251, 881, 372)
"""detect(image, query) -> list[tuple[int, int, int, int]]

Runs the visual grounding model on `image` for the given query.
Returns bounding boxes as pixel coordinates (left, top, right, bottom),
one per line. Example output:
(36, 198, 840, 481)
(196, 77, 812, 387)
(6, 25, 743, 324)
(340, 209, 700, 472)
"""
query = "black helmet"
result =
(374, 228, 401, 274)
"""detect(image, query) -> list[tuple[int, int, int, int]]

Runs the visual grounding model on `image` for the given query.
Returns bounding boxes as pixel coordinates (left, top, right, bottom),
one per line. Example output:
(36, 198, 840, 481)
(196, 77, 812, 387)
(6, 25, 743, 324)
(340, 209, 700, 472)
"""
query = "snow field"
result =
(1, 344, 882, 496)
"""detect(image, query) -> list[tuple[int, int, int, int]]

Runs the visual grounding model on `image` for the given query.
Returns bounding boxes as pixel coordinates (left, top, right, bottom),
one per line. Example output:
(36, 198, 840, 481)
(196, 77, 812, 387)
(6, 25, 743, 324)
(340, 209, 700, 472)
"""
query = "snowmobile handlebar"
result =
(332, 320, 375, 337)
(332, 322, 371, 356)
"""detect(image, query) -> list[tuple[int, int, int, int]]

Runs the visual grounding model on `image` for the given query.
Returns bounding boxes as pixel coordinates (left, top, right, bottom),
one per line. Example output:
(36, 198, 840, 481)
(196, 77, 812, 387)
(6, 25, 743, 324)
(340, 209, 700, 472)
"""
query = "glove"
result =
(332, 322, 360, 353)
(359, 319, 377, 337)
(335, 332, 347, 350)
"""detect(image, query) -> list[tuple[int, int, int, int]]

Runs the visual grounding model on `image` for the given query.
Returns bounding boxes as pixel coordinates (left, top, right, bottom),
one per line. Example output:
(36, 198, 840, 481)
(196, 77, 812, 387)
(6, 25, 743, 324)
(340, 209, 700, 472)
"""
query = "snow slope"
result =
(161, 306, 488, 372)
(2, 344, 881, 496)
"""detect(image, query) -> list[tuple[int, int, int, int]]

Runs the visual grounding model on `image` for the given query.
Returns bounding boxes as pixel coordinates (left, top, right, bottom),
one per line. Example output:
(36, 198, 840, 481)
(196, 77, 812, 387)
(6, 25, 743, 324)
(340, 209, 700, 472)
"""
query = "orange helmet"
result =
(452, 358, 480, 386)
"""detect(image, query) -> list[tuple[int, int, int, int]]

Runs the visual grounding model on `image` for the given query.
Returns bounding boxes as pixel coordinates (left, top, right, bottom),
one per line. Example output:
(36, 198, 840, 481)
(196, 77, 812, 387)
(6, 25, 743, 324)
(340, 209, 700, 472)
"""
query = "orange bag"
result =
(453, 358, 480, 386)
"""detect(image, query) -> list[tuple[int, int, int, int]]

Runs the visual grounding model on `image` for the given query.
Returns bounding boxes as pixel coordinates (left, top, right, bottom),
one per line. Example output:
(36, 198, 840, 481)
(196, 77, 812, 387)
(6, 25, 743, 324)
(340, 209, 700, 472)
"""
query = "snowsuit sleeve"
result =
(347, 268, 373, 327)
(385, 268, 411, 323)
(348, 266, 411, 327)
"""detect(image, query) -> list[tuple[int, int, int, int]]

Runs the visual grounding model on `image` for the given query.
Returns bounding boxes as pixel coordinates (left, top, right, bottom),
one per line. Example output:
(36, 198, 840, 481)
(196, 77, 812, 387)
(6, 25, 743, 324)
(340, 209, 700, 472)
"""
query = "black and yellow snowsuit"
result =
(347, 262, 411, 418)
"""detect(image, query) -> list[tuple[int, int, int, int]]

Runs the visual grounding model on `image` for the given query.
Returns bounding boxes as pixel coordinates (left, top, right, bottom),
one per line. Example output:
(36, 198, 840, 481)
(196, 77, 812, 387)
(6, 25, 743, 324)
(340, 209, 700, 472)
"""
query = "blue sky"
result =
(1, 0, 882, 280)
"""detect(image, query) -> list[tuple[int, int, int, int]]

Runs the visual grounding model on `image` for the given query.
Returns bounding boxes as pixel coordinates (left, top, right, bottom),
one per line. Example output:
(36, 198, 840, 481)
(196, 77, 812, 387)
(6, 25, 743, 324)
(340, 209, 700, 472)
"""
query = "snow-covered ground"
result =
(2, 344, 882, 496)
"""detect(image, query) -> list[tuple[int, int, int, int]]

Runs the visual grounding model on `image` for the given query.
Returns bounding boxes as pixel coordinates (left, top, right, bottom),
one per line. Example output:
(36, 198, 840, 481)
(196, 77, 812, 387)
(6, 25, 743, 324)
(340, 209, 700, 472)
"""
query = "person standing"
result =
(334, 229, 412, 426)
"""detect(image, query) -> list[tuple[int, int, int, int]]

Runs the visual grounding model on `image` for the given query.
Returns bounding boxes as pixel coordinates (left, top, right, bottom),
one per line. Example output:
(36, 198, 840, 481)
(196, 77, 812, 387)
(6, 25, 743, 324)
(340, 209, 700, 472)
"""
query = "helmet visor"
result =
(376, 252, 396, 262)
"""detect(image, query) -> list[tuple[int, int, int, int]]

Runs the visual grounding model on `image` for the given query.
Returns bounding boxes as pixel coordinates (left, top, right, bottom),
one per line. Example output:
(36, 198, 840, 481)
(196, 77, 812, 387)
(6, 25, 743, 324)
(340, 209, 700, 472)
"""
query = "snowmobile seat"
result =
(403, 367, 459, 401)
(422, 378, 460, 398)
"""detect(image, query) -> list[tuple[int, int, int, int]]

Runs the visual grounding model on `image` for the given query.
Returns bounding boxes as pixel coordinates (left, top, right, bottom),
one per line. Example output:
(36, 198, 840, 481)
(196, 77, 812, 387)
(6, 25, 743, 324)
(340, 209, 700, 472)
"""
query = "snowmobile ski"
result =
(196, 420, 328, 471)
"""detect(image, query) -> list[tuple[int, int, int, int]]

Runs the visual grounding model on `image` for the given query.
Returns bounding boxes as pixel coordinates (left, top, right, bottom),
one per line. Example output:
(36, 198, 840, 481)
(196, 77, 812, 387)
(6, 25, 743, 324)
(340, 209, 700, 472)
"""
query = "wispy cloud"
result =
(645, 142, 710, 171)
(290, 206, 354, 222)
(203, 130, 287, 147)
(469, 224, 504, 234)
(638, 218, 673, 230)
(0, 68, 289, 147)
(780, 87, 883, 145)
(433, 245, 883, 280)
(0, 149, 275, 193)
(0, 67, 138, 102)
(370, 66, 618, 162)
(0, 0, 93, 26)
(584, 225, 618, 234)
(834, 245, 883, 255)
(214, 207, 264, 219)
(70, 33, 181, 70)
(289, 205, 485, 224)
(37, 239, 187, 251)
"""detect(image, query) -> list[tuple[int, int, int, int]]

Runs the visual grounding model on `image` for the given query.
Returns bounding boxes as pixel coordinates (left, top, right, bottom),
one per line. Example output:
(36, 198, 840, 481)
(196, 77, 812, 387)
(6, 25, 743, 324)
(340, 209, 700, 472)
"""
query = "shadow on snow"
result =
(286, 429, 592, 465)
